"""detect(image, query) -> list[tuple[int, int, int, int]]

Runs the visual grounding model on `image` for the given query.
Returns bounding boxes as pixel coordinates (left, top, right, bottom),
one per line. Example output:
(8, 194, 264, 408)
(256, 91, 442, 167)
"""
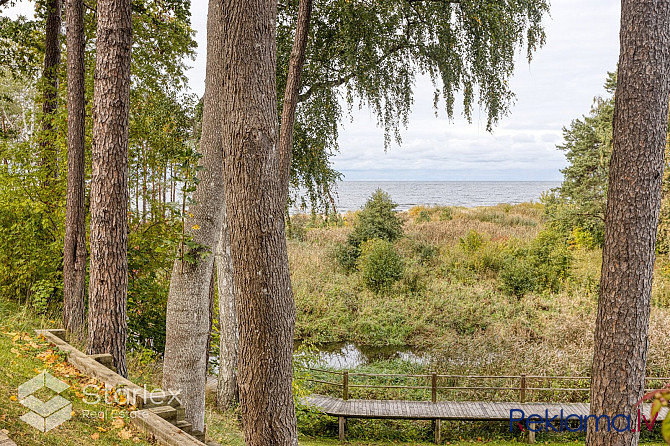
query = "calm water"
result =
(297, 342, 429, 369)
(329, 181, 560, 213)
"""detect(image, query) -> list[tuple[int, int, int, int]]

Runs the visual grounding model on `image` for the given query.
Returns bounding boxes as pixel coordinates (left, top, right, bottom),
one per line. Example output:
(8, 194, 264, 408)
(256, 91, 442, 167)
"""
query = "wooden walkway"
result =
(305, 395, 668, 443)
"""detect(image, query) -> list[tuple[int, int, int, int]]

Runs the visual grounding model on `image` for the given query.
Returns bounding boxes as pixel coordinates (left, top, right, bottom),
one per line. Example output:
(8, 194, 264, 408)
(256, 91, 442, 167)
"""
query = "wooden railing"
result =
(302, 367, 670, 403)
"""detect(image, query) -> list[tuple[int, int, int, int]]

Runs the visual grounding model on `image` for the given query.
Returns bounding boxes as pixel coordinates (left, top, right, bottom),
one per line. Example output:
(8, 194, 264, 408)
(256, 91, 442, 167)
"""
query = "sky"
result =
(4, 0, 622, 181)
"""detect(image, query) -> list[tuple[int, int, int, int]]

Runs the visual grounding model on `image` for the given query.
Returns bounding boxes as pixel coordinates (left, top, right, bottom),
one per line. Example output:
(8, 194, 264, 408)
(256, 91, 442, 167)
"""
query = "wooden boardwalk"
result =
(305, 395, 668, 443)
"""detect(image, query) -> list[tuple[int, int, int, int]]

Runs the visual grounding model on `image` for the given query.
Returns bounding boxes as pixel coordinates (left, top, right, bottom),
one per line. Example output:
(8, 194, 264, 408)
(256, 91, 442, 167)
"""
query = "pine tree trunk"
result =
(87, 0, 132, 378)
(40, 0, 61, 180)
(161, 0, 225, 432)
(215, 201, 238, 408)
(219, 0, 298, 443)
(63, 0, 86, 339)
(586, 2, 670, 446)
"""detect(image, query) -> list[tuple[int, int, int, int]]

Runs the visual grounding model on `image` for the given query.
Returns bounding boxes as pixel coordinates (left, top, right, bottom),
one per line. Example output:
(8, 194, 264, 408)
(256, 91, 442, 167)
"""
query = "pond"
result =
(297, 342, 429, 369)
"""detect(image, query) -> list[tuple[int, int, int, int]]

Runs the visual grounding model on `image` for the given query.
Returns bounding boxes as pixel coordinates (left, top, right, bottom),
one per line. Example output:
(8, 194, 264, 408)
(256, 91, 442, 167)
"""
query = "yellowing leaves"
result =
(191, 224, 200, 230)
(118, 428, 133, 440)
(90, 432, 100, 440)
(36, 349, 58, 364)
(111, 417, 125, 429)
(9, 395, 17, 401)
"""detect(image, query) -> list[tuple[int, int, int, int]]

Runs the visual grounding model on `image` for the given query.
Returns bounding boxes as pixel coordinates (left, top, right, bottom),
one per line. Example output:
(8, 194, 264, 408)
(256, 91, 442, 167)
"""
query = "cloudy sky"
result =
(5, 0, 621, 181)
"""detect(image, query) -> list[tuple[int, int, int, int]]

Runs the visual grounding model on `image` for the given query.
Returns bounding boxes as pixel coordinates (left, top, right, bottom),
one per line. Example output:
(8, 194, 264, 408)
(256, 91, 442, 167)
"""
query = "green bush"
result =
(349, 189, 403, 244)
(336, 189, 403, 271)
(357, 239, 404, 292)
(498, 229, 572, 297)
(499, 259, 537, 298)
(459, 230, 484, 253)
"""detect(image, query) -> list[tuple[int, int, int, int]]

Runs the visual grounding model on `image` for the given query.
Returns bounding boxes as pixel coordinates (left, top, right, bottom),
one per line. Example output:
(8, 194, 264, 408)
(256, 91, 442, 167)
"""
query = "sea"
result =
(319, 181, 562, 213)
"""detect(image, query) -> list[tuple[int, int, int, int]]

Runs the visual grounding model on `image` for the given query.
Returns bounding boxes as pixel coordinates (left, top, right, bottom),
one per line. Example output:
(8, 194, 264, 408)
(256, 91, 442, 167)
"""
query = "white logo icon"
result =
(18, 371, 72, 432)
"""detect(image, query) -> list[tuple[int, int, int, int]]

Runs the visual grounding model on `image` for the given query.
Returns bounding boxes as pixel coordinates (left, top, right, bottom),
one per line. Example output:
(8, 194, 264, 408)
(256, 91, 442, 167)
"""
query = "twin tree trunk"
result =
(587, 2, 670, 446)
(87, 0, 132, 378)
(63, 0, 87, 339)
(162, 0, 226, 432)
(219, 0, 308, 441)
(216, 208, 238, 408)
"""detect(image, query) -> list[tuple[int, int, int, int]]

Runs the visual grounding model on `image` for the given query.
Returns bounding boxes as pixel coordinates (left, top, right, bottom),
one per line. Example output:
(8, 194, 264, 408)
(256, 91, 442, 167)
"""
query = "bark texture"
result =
(40, 0, 62, 178)
(87, 0, 132, 378)
(220, 0, 298, 443)
(215, 204, 238, 408)
(162, 0, 225, 432)
(63, 0, 87, 339)
(587, 2, 670, 446)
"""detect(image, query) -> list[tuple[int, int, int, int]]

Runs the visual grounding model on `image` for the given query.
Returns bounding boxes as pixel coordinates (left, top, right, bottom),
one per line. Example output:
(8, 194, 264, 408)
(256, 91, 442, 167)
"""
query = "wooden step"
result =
(148, 406, 177, 422)
(174, 420, 192, 434)
(88, 353, 115, 371)
(139, 390, 182, 409)
(191, 430, 205, 442)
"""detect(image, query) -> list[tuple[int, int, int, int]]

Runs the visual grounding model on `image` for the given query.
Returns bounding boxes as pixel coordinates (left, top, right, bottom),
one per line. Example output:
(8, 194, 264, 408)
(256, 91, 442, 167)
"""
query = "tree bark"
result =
(219, 0, 298, 443)
(586, 2, 670, 446)
(62, 0, 86, 340)
(215, 202, 238, 408)
(40, 0, 62, 180)
(278, 0, 312, 199)
(87, 0, 132, 378)
(161, 0, 225, 433)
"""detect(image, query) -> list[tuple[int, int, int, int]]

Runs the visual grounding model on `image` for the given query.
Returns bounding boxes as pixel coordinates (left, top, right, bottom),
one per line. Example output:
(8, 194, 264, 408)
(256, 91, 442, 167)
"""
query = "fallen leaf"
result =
(111, 417, 125, 429)
(90, 433, 100, 440)
(118, 428, 133, 440)
(9, 396, 17, 401)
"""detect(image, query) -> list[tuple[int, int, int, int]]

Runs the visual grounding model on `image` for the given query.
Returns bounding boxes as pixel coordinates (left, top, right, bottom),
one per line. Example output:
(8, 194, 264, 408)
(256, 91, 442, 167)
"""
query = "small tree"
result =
(336, 189, 403, 271)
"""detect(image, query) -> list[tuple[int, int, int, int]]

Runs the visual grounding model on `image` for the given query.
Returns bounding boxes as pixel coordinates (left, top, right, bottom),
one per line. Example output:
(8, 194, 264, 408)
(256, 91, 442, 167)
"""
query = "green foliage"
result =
(335, 189, 403, 271)
(357, 239, 404, 292)
(459, 230, 484, 253)
(351, 189, 404, 244)
(499, 229, 572, 298)
(278, 0, 549, 210)
(499, 259, 536, 299)
(544, 72, 615, 246)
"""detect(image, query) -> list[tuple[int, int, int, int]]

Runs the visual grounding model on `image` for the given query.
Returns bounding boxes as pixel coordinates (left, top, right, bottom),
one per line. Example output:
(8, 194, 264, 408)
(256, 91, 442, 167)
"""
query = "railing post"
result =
(431, 372, 437, 403)
(343, 370, 349, 401)
(340, 371, 349, 442)
(520, 374, 526, 403)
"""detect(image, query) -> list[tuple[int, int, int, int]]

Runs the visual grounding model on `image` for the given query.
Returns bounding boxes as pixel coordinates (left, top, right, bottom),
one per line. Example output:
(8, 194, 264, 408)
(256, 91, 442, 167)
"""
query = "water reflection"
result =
(299, 342, 428, 369)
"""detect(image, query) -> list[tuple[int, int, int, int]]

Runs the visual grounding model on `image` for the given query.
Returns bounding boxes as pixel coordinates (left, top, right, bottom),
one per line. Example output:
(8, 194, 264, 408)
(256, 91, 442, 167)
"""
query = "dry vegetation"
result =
(288, 203, 670, 380)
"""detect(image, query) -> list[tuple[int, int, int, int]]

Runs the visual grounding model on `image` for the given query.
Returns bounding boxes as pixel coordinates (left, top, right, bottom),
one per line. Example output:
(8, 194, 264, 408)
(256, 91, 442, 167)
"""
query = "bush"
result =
(350, 189, 403, 244)
(498, 229, 572, 298)
(357, 239, 404, 292)
(499, 259, 537, 298)
(336, 189, 403, 271)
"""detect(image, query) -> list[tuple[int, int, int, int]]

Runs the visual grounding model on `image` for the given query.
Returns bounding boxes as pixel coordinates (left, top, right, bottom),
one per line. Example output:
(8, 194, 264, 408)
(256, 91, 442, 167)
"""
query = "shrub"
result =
(336, 189, 403, 271)
(350, 189, 403, 244)
(499, 259, 537, 298)
(357, 239, 404, 292)
(459, 230, 484, 253)
(498, 229, 572, 297)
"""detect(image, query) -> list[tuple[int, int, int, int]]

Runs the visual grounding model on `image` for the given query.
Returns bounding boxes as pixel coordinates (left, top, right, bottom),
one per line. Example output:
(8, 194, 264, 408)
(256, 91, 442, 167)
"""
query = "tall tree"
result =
(213, 0, 312, 411)
(63, 0, 86, 338)
(39, 0, 62, 179)
(219, 0, 297, 442)
(586, 3, 670, 446)
(215, 211, 238, 408)
(87, 0, 132, 377)
(162, 0, 225, 432)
